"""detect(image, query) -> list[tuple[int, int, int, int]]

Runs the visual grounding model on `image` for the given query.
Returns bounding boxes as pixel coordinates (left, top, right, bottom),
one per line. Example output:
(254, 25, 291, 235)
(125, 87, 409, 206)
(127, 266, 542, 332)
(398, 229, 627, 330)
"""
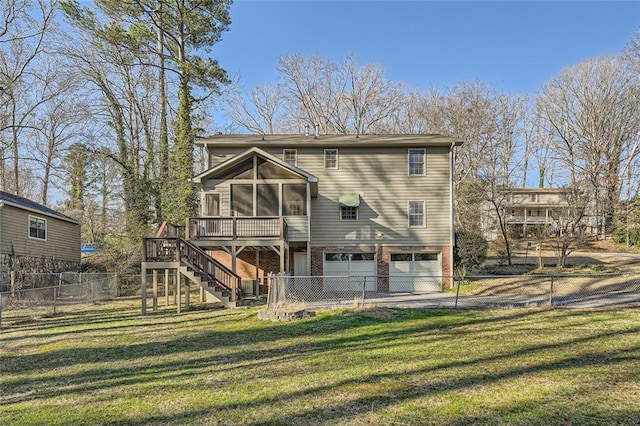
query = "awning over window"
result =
(339, 193, 360, 207)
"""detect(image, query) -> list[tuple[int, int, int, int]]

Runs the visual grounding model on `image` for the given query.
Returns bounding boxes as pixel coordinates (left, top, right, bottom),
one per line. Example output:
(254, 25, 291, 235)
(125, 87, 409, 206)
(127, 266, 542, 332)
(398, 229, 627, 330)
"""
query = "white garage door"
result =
(389, 253, 441, 292)
(323, 252, 376, 291)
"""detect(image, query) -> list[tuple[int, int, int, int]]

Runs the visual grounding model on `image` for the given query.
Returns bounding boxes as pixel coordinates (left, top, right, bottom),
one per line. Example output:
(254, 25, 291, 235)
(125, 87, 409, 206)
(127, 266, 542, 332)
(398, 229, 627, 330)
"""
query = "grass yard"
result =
(1, 300, 639, 425)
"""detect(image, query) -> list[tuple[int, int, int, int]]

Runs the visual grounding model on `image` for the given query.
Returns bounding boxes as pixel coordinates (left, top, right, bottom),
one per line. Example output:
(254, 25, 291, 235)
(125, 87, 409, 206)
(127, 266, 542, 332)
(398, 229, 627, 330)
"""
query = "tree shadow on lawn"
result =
(0, 305, 243, 343)
(0, 309, 544, 396)
(72, 333, 640, 425)
(1, 308, 540, 373)
(2, 309, 639, 414)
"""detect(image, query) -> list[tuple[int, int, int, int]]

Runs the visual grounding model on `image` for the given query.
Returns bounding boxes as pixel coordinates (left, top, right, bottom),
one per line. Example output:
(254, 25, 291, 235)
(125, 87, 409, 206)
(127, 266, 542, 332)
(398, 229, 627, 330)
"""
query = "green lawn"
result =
(1, 300, 639, 425)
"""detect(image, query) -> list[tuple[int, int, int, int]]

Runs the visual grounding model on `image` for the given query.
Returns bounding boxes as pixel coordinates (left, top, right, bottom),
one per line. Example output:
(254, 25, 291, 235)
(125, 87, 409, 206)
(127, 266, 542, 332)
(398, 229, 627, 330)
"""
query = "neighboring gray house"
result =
(0, 191, 80, 274)
(143, 134, 462, 304)
(480, 187, 598, 240)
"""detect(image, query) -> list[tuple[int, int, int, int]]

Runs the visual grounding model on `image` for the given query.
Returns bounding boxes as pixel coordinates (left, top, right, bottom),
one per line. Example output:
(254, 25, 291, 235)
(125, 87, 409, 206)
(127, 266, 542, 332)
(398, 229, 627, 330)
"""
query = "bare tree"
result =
(0, 0, 55, 194)
(278, 54, 346, 134)
(339, 55, 405, 135)
(227, 82, 285, 134)
(537, 55, 640, 238)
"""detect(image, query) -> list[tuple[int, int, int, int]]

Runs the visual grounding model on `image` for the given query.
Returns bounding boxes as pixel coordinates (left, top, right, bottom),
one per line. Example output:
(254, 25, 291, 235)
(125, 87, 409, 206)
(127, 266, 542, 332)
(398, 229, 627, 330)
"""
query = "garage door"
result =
(389, 253, 441, 292)
(323, 252, 377, 291)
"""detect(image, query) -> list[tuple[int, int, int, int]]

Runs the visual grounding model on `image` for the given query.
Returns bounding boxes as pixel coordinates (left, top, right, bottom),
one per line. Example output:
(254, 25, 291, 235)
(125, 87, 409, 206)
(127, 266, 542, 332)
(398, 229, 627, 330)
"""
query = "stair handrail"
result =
(177, 238, 241, 301)
(156, 221, 185, 238)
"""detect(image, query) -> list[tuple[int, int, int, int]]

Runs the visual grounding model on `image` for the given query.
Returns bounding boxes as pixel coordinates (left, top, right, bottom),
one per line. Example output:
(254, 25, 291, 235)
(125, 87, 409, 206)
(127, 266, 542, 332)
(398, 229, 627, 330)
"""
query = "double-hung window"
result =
(324, 149, 338, 169)
(283, 149, 297, 166)
(29, 216, 47, 240)
(408, 149, 425, 176)
(408, 201, 425, 228)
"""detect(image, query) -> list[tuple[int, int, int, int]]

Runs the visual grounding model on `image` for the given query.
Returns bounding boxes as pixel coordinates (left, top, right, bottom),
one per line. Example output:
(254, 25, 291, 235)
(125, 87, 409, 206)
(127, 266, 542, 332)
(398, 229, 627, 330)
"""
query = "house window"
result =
(408, 201, 425, 228)
(340, 206, 358, 221)
(530, 193, 539, 202)
(29, 216, 47, 240)
(324, 149, 338, 169)
(283, 183, 307, 216)
(202, 193, 220, 216)
(408, 149, 425, 176)
(283, 149, 297, 166)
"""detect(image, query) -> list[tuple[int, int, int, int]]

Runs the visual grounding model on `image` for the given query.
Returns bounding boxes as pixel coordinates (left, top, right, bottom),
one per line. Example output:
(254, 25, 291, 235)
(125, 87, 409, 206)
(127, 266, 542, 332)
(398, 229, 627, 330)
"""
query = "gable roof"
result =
(0, 191, 79, 224)
(193, 147, 319, 196)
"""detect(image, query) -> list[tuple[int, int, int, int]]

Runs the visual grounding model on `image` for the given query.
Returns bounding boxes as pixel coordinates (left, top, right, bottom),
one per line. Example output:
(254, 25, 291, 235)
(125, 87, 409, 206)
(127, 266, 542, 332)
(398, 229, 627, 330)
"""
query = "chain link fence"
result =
(266, 273, 640, 311)
(0, 274, 120, 328)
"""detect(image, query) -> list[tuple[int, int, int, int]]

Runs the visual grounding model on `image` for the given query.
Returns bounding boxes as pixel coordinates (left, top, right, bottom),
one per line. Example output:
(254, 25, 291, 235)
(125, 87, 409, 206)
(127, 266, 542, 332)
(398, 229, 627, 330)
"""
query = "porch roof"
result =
(192, 147, 319, 196)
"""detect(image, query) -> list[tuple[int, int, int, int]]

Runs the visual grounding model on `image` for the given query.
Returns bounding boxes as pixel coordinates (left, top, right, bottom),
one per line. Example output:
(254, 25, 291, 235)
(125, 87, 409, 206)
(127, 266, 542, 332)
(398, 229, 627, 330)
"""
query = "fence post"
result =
(549, 276, 555, 307)
(0, 291, 3, 329)
(266, 273, 272, 309)
(362, 276, 366, 308)
(53, 287, 57, 315)
(455, 275, 461, 309)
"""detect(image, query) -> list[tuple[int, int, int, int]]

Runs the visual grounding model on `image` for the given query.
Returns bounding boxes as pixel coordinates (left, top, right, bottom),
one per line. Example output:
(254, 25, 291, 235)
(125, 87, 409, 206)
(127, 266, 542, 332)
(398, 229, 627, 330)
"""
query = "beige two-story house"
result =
(196, 134, 461, 289)
(143, 134, 462, 304)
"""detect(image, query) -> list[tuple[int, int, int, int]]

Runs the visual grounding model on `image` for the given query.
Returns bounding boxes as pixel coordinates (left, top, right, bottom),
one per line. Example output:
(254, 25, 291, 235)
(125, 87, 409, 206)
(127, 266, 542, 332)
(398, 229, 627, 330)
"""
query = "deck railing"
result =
(142, 237, 241, 301)
(505, 216, 555, 224)
(187, 217, 289, 240)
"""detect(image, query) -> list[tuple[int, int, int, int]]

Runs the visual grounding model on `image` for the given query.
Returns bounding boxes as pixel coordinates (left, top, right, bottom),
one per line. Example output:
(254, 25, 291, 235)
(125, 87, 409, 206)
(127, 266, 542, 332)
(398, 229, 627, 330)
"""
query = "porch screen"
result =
(257, 184, 279, 216)
(231, 184, 253, 216)
(283, 184, 306, 216)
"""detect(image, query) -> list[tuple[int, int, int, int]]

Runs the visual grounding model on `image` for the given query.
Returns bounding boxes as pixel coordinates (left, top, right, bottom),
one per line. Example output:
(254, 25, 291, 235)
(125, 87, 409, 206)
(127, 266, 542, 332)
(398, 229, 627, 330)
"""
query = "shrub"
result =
(454, 231, 488, 271)
(612, 227, 640, 246)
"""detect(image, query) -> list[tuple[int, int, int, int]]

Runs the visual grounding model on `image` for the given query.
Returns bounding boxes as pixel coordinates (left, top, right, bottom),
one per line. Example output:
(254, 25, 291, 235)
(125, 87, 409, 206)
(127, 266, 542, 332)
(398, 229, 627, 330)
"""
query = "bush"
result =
(612, 227, 640, 246)
(454, 231, 488, 271)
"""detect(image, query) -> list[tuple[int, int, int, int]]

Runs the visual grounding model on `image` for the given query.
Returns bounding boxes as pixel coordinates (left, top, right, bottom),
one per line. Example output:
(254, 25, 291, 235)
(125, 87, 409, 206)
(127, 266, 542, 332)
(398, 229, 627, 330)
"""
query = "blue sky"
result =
(214, 1, 639, 95)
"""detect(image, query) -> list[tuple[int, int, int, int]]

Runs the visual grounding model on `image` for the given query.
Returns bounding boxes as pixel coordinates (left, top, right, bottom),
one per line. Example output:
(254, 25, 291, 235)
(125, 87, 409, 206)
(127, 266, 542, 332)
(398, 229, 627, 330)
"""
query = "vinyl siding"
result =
(298, 146, 451, 246)
(0, 205, 81, 263)
(202, 144, 453, 247)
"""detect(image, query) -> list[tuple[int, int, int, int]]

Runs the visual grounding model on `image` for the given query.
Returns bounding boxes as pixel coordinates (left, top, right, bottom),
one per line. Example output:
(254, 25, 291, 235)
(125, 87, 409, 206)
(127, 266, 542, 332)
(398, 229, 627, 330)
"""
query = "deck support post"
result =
(279, 242, 285, 274)
(152, 270, 158, 313)
(164, 269, 170, 306)
(177, 271, 182, 314)
(141, 262, 147, 316)
(185, 280, 190, 310)
(255, 250, 260, 296)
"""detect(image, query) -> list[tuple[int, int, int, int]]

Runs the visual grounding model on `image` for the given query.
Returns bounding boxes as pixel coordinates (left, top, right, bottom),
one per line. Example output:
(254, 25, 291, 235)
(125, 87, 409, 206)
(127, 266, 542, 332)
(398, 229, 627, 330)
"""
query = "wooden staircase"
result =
(143, 222, 242, 308)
